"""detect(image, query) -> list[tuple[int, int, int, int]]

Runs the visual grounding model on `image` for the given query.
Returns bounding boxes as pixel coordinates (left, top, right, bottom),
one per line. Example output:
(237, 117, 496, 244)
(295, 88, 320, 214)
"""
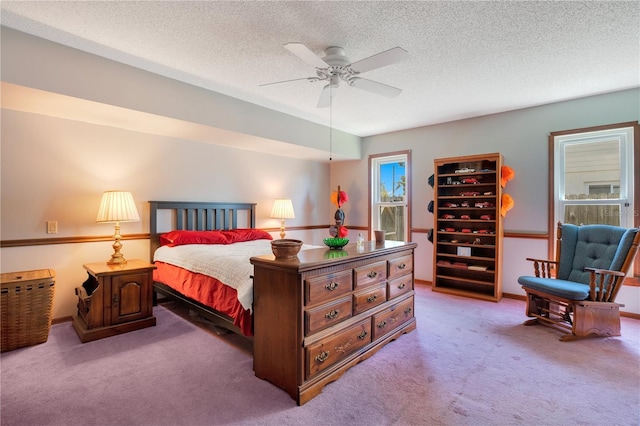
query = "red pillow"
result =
(222, 228, 273, 243)
(160, 230, 229, 247)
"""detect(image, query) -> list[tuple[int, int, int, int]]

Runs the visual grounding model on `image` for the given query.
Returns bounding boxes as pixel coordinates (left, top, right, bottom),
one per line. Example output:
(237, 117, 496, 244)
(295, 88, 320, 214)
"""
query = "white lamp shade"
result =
(96, 191, 140, 223)
(270, 199, 295, 219)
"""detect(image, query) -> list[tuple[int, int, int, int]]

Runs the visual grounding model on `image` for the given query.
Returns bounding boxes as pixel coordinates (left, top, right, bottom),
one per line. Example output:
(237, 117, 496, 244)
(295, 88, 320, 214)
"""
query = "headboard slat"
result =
(177, 209, 185, 231)
(231, 210, 237, 229)
(207, 209, 214, 231)
(196, 209, 203, 230)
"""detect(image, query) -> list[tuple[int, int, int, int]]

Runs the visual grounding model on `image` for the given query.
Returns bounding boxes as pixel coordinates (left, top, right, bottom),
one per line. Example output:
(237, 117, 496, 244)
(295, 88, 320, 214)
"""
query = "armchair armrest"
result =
(525, 257, 558, 278)
(584, 267, 626, 302)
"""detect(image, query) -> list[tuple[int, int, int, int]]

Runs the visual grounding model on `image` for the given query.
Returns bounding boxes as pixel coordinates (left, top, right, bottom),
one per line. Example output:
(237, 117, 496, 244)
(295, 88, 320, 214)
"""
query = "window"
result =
(587, 183, 620, 195)
(554, 126, 633, 228)
(369, 151, 411, 242)
(549, 121, 639, 277)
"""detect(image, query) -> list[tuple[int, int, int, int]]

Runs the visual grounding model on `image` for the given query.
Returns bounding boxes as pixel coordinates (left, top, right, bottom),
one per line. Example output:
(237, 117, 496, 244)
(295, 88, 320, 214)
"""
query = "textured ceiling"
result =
(1, 1, 639, 137)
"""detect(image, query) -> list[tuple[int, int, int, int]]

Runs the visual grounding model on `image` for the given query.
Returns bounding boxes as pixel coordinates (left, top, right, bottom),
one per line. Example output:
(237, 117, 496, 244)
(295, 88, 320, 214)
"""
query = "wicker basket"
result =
(1, 269, 55, 352)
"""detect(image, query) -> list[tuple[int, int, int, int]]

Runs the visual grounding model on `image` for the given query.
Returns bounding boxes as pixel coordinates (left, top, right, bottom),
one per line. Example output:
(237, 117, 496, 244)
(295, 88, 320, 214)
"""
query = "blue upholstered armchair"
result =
(519, 222, 640, 341)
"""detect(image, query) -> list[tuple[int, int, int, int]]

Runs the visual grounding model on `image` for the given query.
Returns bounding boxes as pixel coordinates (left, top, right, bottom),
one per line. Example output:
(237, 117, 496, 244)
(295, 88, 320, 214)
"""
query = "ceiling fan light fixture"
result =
(262, 42, 408, 107)
(322, 46, 351, 67)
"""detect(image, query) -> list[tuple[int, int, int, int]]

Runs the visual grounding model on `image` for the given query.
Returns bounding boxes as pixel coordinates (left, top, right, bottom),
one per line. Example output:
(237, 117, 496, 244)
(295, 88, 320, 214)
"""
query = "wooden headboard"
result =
(149, 201, 257, 259)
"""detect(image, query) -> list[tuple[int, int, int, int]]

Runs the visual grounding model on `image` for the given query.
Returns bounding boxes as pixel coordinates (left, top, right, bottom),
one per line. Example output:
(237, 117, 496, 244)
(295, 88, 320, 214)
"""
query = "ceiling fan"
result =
(261, 43, 409, 108)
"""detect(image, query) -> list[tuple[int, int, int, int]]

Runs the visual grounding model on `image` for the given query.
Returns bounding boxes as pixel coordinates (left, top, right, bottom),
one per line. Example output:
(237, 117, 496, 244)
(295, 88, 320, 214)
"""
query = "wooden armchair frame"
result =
(520, 222, 640, 341)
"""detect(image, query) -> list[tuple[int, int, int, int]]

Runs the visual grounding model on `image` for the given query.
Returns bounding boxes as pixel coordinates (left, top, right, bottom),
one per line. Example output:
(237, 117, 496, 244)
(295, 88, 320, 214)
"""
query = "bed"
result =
(150, 201, 264, 337)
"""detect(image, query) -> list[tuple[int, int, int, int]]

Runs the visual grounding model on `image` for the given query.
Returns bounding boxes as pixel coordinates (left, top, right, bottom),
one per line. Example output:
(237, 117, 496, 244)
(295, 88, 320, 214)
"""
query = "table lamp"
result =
(270, 198, 295, 239)
(96, 190, 140, 265)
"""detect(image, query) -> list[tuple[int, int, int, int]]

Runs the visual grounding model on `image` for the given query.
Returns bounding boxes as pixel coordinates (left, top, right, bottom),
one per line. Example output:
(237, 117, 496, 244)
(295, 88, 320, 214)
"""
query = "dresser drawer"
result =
(353, 282, 387, 315)
(306, 318, 372, 379)
(305, 296, 352, 336)
(388, 254, 413, 279)
(305, 270, 352, 306)
(354, 260, 387, 289)
(388, 274, 413, 300)
(372, 296, 414, 340)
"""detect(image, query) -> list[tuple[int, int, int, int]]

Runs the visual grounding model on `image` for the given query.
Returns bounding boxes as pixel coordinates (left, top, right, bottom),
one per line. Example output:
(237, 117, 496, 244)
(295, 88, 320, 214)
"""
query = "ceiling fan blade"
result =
(284, 43, 329, 69)
(317, 84, 333, 108)
(259, 77, 317, 87)
(349, 47, 409, 74)
(350, 77, 402, 98)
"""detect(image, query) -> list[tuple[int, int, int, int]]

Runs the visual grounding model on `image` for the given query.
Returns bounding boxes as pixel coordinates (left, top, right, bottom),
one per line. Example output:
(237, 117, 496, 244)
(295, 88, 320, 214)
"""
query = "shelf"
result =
(435, 274, 496, 287)
(436, 231, 496, 236)
(438, 170, 496, 177)
(439, 197, 496, 201)
(432, 286, 499, 302)
(437, 242, 496, 249)
(437, 253, 495, 262)
(432, 153, 503, 301)
(438, 219, 496, 223)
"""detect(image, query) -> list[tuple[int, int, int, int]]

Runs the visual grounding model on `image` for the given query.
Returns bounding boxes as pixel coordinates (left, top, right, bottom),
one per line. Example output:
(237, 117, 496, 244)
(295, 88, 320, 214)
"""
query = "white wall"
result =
(331, 88, 640, 312)
(0, 107, 333, 318)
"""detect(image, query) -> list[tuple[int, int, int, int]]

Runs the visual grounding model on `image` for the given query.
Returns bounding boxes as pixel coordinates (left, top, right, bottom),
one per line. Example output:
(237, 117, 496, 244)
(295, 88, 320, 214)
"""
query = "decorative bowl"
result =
(323, 237, 349, 250)
(271, 239, 303, 260)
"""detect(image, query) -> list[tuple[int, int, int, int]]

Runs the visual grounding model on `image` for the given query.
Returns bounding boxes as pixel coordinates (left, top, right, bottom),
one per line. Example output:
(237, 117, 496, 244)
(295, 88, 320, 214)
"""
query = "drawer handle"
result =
(357, 330, 368, 340)
(404, 307, 412, 315)
(325, 309, 339, 319)
(397, 282, 406, 289)
(377, 320, 387, 329)
(398, 263, 406, 270)
(367, 294, 378, 303)
(325, 281, 339, 291)
(367, 271, 378, 279)
(315, 351, 330, 363)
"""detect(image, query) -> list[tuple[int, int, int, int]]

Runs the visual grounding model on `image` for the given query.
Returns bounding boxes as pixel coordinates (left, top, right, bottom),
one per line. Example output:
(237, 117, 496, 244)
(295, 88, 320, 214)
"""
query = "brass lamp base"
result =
(107, 254, 127, 266)
(107, 222, 128, 265)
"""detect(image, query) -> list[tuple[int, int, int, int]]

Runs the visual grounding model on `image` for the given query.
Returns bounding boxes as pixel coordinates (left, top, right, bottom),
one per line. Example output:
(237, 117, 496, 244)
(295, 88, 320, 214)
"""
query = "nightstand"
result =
(72, 259, 156, 343)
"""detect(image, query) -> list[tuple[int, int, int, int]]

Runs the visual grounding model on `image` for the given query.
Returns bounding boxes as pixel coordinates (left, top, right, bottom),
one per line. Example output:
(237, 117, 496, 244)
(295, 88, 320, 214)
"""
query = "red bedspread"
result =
(153, 261, 253, 336)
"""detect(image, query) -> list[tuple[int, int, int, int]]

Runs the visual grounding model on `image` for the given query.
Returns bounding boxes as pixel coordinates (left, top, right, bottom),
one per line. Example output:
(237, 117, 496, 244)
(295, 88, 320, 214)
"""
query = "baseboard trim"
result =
(52, 316, 73, 325)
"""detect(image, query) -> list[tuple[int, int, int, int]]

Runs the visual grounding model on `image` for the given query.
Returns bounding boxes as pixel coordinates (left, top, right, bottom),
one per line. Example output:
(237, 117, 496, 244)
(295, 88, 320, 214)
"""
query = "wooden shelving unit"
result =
(432, 153, 503, 302)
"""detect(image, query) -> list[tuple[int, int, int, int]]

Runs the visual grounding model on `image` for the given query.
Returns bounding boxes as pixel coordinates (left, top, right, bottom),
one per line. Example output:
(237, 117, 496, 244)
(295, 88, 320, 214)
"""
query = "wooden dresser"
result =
(250, 240, 417, 405)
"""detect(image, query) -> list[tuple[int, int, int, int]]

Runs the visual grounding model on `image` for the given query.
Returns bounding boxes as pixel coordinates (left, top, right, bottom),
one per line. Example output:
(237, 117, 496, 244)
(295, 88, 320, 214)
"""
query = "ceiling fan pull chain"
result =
(329, 85, 333, 161)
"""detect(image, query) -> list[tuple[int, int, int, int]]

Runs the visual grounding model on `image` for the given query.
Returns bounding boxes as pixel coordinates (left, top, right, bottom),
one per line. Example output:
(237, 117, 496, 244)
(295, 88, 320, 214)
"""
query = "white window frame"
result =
(554, 126, 634, 228)
(369, 151, 411, 242)
(586, 182, 620, 194)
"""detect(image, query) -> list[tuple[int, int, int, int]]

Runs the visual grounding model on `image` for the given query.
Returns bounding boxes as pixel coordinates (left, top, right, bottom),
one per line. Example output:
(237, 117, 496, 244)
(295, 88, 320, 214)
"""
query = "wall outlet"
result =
(46, 221, 58, 234)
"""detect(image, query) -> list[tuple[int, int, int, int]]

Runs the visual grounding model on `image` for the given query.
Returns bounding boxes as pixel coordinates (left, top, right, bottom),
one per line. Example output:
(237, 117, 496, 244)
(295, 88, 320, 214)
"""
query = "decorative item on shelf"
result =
(329, 186, 349, 236)
(96, 191, 140, 265)
(323, 237, 349, 250)
(501, 193, 514, 217)
(500, 165, 515, 188)
(500, 165, 515, 217)
(271, 198, 295, 239)
(457, 246, 471, 256)
(271, 239, 303, 260)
